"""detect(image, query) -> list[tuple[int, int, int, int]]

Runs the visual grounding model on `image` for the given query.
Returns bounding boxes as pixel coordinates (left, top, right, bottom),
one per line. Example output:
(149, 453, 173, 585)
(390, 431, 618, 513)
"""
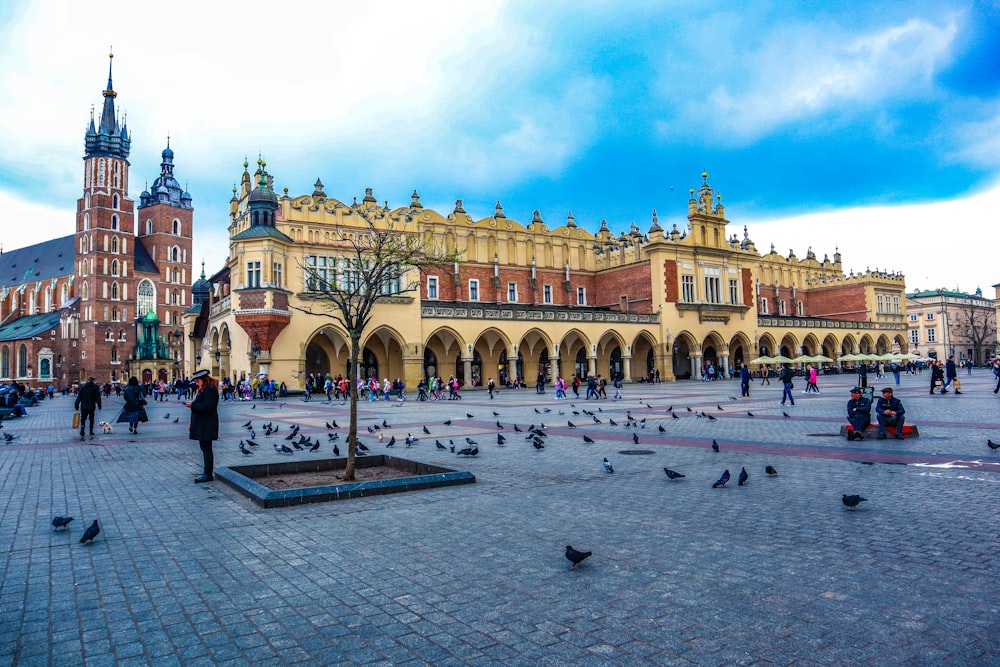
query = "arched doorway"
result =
(424, 348, 438, 379)
(537, 350, 550, 382)
(575, 348, 587, 378)
(498, 350, 509, 386)
(471, 348, 482, 386)
(609, 346, 622, 379)
(305, 341, 330, 379)
(362, 348, 379, 380)
(672, 339, 692, 379)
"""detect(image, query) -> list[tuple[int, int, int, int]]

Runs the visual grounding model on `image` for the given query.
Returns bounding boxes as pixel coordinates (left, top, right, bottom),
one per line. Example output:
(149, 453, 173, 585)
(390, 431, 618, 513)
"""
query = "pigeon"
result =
(842, 494, 867, 510)
(603, 457, 614, 473)
(730, 396, 739, 401)
(242, 421, 252, 428)
(285, 432, 297, 440)
(465, 437, 478, 445)
(609, 418, 618, 426)
(357, 441, 370, 452)
(443, 420, 452, 426)
(249, 429, 256, 439)
(493, 411, 500, 416)
(513, 424, 522, 432)
(706, 413, 717, 421)
(163, 413, 171, 420)
(326, 421, 333, 429)
(783, 411, 791, 418)
(497, 421, 504, 430)
(252, 404, 256, 409)
(583, 435, 594, 443)
(79, 520, 100, 544)
(405, 434, 416, 447)
(456, 446, 478, 457)
(309, 441, 321, 452)
(593, 415, 602, 424)
(436, 440, 446, 449)
(532, 439, 545, 450)
(989, 439, 1000, 451)
(712, 440, 720, 453)
(565, 545, 592, 570)
(663, 468, 685, 480)
(686, 406, 692, 412)
(328, 433, 339, 441)
(385, 436, 396, 448)
(747, 412, 754, 417)
(632, 433, 639, 445)
(382, 419, 390, 428)
(52, 516, 74, 530)
(239, 442, 253, 456)
(4, 433, 15, 441)
(738, 467, 749, 486)
(765, 465, 778, 476)
(423, 425, 431, 434)
(717, 405, 724, 411)
(246, 439, 260, 447)
(666, 405, 673, 412)
(173, 418, 179, 423)
(658, 424, 666, 433)
(274, 443, 288, 454)
(671, 412, 679, 420)
(712, 469, 730, 488)
(291, 440, 304, 451)
(332, 443, 340, 456)
(497, 434, 506, 446)
(567, 421, 576, 428)
(466, 413, 474, 419)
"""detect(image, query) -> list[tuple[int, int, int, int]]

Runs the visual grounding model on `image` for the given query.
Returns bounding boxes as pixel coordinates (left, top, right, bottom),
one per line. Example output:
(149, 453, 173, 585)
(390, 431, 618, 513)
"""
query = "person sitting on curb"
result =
(846, 387, 871, 441)
(875, 387, 906, 440)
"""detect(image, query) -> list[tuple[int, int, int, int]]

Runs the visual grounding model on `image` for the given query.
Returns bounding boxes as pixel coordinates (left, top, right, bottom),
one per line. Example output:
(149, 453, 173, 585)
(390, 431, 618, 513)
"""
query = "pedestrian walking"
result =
(117, 376, 148, 434)
(74, 376, 102, 440)
(779, 364, 795, 406)
(185, 369, 220, 483)
(739, 362, 751, 397)
(760, 364, 770, 385)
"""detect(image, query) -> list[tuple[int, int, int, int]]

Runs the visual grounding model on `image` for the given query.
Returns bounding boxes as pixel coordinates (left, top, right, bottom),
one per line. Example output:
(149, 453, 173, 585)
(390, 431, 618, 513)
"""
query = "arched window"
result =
(102, 282, 108, 299)
(103, 235, 109, 252)
(172, 268, 179, 283)
(103, 306, 109, 320)
(28, 291, 36, 314)
(17, 345, 27, 377)
(45, 287, 52, 311)
(113, 193, 120, 209)
(111, 259, 119, 277)
(111, 282, 119, 300)
(85, 192, 91, 208)
(111, 214, 119, 231)
(171, 246, 179, 262)
(122, 238, 127, 254)
(102, 258, 108, 275)
(0, 346, 8, 378)
(113, 161, 121, 188)
(79, 237, 87, 253)
(83, 213, 90, 231)
(112, 307, 119, 322)
(137, 279, 155, 316)
(111, 236, 119, 253)
(111, 346, 119, 363)
(145, 219, 152, 235)
(105, 329, 112, 341)
(81, 282, 89, 300)
(173, 219, 181, 235)
(171, 289, 180, 305)
(98, 159, 105, 186)
(61, 284, 68, 306)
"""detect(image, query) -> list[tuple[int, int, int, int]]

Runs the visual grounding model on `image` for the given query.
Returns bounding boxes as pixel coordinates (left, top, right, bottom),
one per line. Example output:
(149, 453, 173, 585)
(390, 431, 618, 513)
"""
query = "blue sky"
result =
(1, 1, 998, 294)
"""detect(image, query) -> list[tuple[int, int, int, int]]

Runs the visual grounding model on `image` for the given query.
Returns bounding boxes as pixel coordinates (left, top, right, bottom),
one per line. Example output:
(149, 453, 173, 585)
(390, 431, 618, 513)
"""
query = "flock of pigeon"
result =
(50, 516, 101, 544)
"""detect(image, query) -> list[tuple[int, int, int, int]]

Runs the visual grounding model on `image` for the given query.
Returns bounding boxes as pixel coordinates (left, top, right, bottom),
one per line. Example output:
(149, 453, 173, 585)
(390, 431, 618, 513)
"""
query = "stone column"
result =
(588, 355, 597, 376)
(692, 354, 703, 381)
(462, 357, 473, 387)
(550, 355, 560, 382)
(622, 355, 632, 382)
(720, 352, 730, 379)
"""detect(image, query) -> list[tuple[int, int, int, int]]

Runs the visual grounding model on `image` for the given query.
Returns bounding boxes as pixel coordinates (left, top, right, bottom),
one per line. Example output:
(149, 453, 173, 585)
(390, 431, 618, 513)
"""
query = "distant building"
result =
(186, 165, 909, 387)
(0, 55, 192, 387)
(907, 288, 996, 364)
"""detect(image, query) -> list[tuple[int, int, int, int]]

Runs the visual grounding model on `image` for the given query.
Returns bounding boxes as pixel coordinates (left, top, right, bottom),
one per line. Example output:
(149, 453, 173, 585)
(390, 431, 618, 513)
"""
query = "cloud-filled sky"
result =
(1, 0, 998, 295)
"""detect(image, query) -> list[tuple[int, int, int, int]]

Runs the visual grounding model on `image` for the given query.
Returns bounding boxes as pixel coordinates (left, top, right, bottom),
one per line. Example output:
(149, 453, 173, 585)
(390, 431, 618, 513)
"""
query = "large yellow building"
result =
(184, 165, 909, 388)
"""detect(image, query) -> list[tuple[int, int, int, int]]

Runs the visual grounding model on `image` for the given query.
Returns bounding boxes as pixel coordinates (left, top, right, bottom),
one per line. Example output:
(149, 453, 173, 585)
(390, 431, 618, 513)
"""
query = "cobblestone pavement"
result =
(2, 371, 999, 665)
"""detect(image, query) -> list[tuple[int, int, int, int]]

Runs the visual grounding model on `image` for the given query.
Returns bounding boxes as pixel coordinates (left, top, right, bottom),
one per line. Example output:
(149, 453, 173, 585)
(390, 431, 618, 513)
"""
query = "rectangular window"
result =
(577, 287, 586, 305)
(877, 294, 885, 313)
(246, 261, 261, 288)
(272, 262, 283, 288)
(779, 300, 787, 315)
(507, 282, 518, 302)
(910, 329, 919, 344)
(892, 295, 901, 313)
(543, 285, 552, 304)
(926, 312, 935, 320)
(927, 327, 936, 342)
(796, 301, 804, 316)
(703, 267, 721, 303)
(427, 276, 439, 300)
(729, 279, 739, 305)
(468, 279, 479, 301)
(681, 275, 695, 302)
(909, 314, 918, 321)
(760, 297, 768, 313)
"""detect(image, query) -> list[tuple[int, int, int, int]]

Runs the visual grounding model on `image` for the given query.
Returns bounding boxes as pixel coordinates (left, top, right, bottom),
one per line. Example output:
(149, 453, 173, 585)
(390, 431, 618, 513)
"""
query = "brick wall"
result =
(663, 260, 678, 303)
(742, 268, 753, 307)
(806, 285, 868, 321)
(594, 263, 653, 312)
(238, 290, 266, 310)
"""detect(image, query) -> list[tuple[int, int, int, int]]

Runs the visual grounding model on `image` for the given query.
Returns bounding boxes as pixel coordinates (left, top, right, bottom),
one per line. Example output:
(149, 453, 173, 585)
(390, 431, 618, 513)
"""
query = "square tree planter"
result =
(216, 455, 475, 508)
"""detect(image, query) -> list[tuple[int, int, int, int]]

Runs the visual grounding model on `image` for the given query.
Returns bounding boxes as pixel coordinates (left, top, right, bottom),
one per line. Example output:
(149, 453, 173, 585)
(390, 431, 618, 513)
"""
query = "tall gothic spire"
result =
(85, 51, 131, 160)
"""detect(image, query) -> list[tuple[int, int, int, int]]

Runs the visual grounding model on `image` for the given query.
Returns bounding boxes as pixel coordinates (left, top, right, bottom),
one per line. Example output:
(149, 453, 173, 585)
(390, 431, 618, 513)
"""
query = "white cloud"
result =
(743, 181, 1000, 295)
(662, 16, 958, 143)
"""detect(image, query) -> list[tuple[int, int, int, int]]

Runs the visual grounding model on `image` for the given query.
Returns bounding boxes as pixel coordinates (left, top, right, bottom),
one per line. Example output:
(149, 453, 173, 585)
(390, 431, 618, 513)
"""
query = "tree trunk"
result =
(345, 333, 361, 481)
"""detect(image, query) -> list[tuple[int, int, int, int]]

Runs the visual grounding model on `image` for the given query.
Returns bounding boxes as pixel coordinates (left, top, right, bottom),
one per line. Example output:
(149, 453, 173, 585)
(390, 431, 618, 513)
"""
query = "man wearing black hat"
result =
(846, 387, 871, 440)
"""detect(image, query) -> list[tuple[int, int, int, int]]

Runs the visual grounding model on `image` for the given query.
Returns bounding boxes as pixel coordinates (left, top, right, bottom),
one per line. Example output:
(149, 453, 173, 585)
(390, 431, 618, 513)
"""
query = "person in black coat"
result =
(185, 369, 220, 483)
(779, 364, 795, 406)
(846, 387, 871, 440)
(874, 387, 906, 440)
(74, 377, 102, 439)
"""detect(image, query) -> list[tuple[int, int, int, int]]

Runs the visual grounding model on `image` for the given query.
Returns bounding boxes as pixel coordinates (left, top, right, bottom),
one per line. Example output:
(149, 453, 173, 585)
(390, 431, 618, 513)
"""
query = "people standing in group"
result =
(942, 355, 960, 394)
(875, 387, 905, 440)
(74, 376, 102, 440)
(739, 362, 751, 397)
(555, 377, 567, 399)
(846, 387, 871, 441)
(185, 369, 220, 484)
(119, 376, 148, 434)
(779, 364, 795, 406)
(760, 364, 770, 385)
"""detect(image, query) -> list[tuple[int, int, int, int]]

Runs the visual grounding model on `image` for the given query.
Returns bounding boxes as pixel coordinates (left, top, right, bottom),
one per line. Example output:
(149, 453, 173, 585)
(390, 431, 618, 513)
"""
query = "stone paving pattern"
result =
(2, 371, 999, 665)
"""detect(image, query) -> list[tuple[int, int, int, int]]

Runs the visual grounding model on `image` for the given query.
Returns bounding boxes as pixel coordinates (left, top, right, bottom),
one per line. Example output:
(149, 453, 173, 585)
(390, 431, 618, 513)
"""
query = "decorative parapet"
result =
(757, 316, 907, 331)
(421, 304, 658, 324)
(209, 295, 231, 319)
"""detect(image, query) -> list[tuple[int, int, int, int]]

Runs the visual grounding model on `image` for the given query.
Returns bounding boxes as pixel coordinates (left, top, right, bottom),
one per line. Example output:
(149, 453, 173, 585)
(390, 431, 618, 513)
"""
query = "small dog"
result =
(98, 421, 113, 434)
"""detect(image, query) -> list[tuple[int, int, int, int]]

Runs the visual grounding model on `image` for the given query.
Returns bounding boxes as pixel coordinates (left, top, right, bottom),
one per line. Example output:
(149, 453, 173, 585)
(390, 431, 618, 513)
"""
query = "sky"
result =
(1, 0, 998, 296)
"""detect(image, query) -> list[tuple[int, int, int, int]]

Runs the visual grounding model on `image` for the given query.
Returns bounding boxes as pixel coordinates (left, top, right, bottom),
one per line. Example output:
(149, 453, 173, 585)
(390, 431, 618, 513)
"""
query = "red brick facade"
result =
(663, 260, 678, 303)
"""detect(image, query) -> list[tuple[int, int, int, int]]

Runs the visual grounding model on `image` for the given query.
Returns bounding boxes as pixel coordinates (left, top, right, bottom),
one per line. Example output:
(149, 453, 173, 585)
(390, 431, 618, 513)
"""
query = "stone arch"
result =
(594, 330, 627, 380)
(875, 334, 892, 355)
(728, 332, 754, 370)
(671, 330, 698, 380)
(858, 334, 875, 355)
(779, 332, 800, 359)
(631, 330, 658, 381)
(801, 333, 820, 357)
(301, 325, 350, 387)
(757, 332, 778, 357)
(516, 328, 555, 383)
(559, 328, 592, 382)
(841, 333, 857, 355)
(822, 333, 839, 359)
(471, 327, 512, 387)
(362, 325, 407, 384)
(424, 326, 468, 383)
(892, 334, 908, 354)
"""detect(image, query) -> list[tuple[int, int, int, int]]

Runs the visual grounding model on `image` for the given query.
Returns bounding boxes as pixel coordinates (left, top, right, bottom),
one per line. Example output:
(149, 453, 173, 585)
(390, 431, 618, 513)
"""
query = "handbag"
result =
(72, 412, 80, 429)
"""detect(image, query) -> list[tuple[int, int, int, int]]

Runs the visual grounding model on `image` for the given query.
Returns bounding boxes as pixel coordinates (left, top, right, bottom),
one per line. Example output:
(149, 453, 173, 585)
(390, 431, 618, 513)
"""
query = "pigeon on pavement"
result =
(738, 467, 749, 486)
(765, 465, 778, 476)
(712, 440, 720, 453)
(989, 439, 1000, 451)
(663, 468, 685, 480)
(842, 494, 867, 510)
(52, 516, 74, 530)
(603, 457, 614, 473)
(583, 435, 594, 443)
(565, 545, 592, 570)
(79, 520, 100, 544)
(712, 469, 730, 488)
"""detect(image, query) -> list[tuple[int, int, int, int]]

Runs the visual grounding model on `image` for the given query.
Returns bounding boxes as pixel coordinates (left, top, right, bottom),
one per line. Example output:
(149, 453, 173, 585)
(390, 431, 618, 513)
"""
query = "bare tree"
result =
(949, 301, 996, 366)
(293, 207, 459, 480)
